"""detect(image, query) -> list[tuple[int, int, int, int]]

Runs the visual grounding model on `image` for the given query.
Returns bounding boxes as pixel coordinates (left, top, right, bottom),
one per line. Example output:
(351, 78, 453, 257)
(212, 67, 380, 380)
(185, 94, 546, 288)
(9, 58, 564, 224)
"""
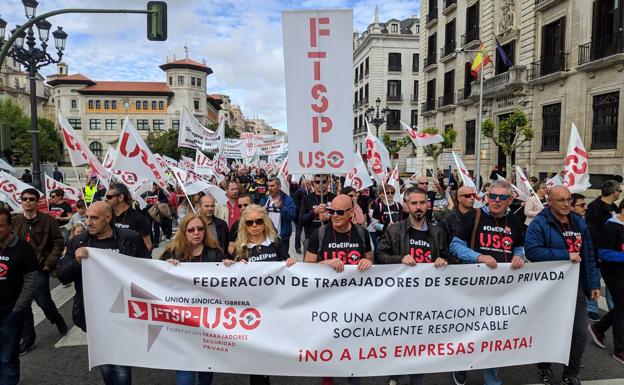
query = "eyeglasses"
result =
(488, 193, 510, 201)
(386, 190, 396, 194)
(105, 194, 120, 200)
(314, 179, 327, 184)
(22, 197, 37, 202)
(238, 203, 250, 208)
(50, 195, 57, 199)
(328, 207, 352, 216)
(245, 218, 264, 227)
(186, 226, 205, 234)
(460, 193, 476, 199)
(573, 203, 586, 208)
(417, 182, 428, 185)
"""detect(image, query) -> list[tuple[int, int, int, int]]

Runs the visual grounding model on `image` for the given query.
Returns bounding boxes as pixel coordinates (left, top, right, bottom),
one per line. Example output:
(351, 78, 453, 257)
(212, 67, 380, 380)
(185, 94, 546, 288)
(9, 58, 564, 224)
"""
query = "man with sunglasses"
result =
(441, 186, 476, 253)
(48, 189, 73, 228)
(300, 175, 335, 253)
(449, 180, 525, 385)
(57, 201, 150, 385)
(525, 185, 600, 385)
(106, 183, 152, 252)
(260, 177, 296, 258)
(12, 188, 67, 355)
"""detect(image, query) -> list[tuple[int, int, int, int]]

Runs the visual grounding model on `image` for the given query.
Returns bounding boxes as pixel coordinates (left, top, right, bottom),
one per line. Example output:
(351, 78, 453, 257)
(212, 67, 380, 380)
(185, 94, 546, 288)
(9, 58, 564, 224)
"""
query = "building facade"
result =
(352, 13, 420, 172)
(419, 0, 624, 184)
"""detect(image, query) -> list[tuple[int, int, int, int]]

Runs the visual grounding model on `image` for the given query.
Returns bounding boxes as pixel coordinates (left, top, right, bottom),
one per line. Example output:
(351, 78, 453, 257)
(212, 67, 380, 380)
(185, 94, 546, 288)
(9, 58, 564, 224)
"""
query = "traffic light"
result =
(147, 1, 167, 41)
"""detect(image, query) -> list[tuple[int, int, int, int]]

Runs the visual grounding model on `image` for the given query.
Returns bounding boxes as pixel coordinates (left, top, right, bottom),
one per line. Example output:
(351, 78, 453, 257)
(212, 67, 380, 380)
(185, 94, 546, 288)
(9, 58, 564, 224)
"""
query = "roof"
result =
(159, 58, 213, 75)
(76, 81, 173, 96)
(47, 73, 95, 86)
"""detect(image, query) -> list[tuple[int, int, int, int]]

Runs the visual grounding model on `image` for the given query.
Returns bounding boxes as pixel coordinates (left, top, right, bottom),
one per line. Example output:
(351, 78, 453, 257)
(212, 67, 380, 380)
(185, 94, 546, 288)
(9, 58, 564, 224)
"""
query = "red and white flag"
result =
(516, 166, 544, 209)
(178, 155, 195, 171)
(400, 121, 444, 147)
(194, 150, 215, 177)
(58, 113, 109, 182)
(344, 151, 373, 191)
(497, 173, 529, 201)
(452, 152, 475, 189)
(387, 164, 402, 203)
(547, 174, 564, 189)
(365, 120, 391, 183)
(277, 160, 290, 195)
(112, 118, 167, 188)
(0, 171, 45, 212)
(169, 165, 227, 204)
(562, 123, 591, 193)
(44, 174, 81, 202)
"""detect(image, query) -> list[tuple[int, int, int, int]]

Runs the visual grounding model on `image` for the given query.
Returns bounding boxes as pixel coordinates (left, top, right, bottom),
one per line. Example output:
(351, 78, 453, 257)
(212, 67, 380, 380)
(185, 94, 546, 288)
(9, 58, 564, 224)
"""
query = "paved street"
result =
(19, 240, 624, 385)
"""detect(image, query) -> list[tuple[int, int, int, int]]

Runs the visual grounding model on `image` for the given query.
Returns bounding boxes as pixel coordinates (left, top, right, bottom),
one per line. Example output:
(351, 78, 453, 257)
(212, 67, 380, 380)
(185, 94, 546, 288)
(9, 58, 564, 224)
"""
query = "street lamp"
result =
(365, 97, 390, 137)
(1, 1, 68, 189)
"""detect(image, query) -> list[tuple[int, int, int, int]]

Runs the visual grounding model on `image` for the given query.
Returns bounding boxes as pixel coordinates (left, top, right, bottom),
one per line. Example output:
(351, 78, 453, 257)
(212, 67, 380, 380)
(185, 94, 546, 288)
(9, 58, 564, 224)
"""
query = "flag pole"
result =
(72, 166, 89, 208)
(380, 172, 395, 225)
(169, 165, 197, 214)
(476, 56, 485, 192)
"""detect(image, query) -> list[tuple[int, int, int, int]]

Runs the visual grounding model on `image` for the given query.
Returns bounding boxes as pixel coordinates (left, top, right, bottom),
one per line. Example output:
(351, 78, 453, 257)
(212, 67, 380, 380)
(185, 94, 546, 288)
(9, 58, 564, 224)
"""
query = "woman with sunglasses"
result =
(160, 213, 225, 385)
(224, 205, 295, 385)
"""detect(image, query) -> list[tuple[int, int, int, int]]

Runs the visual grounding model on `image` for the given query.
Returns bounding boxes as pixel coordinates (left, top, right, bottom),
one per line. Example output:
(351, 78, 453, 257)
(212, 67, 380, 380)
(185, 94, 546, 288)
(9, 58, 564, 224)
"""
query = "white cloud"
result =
(2, 0, 418, 131)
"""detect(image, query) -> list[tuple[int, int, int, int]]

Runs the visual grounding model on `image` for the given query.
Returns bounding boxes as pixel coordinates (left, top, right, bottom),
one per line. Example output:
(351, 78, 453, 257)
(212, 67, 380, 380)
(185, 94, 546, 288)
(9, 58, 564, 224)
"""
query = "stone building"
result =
(419, 0, 624, 184)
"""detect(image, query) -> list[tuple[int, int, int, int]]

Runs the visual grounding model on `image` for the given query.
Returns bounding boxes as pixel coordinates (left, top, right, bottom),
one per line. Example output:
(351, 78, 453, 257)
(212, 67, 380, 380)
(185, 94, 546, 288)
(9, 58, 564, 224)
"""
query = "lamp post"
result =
(365, 97, 390, 137)
(0, 0, 67, 189)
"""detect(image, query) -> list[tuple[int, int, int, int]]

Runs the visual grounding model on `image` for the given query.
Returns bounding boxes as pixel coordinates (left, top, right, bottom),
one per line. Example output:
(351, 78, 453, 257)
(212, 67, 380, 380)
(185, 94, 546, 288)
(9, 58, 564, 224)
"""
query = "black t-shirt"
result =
(247, 241, 284, 262)
(409, 227, 434, 263)
(559, 219, 583, 253)
(112, 207, 150, 237)
(0, 237, 38, 317)
(228, 220, 240, 243)
(49, 202, 73, 225)
(90, 236, 121, 254)
(307, 225, 371, 265)
(459, 209, 524, 263)
(372, 200, 404, 232)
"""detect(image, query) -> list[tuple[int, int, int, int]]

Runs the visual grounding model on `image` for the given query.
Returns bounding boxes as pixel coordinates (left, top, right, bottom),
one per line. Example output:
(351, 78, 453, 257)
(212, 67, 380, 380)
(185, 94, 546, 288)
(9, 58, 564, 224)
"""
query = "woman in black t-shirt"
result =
(223, 205, 295, 385)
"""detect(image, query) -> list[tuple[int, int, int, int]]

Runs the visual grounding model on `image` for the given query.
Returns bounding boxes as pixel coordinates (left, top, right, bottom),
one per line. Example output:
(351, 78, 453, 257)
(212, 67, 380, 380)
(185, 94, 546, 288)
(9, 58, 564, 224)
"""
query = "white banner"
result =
(283, 10, 353, 174)
(169, 165, 227, 204)
(0, 171, 44, 212)
(344, 152, 373, 191)
(84, 251, 579, 376)
(562, 123, 591, 193)
(178, 107, 222, 151)
(222, 139, 246, 159)
(256, 136, 286, 156)
(365, 121, 391, 183)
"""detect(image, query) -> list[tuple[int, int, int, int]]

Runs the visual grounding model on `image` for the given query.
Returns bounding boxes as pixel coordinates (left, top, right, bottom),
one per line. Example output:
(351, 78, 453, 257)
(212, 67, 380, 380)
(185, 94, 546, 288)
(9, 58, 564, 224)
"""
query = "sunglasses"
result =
(328, 207, 352, 216)
(186, 226, 205, 234)
(245, 218, 264, 227)
(460, 193, 476, 199)
(22, 197, 37, 202)
(105, 194, 120, 200)
(314, 180, 327, 184)
(386, 190, 396, 194)
(238, 203, 250, 208)
(50, 195, 57, 199)
(488, 193, 510, 201)
(417, 182, 428, 185)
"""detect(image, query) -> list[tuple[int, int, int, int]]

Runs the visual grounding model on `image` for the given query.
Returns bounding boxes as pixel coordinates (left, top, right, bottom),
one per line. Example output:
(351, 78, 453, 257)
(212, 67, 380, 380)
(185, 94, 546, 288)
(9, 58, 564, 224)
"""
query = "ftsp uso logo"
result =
(128, 300, 148, 320)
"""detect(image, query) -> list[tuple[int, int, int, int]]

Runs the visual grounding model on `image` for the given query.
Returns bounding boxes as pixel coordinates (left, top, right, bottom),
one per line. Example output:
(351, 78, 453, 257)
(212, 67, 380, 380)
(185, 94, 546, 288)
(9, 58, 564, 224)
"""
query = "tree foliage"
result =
(382, 134, 411, 158)
(422, 126, 457, 167)
(481, 109, 534, 172)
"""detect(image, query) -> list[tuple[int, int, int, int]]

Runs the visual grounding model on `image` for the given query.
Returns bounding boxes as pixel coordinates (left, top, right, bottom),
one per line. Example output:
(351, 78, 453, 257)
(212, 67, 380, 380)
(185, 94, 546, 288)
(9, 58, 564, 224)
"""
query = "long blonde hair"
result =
(233, 205, 276, 261)
(160, 213, 220, 262)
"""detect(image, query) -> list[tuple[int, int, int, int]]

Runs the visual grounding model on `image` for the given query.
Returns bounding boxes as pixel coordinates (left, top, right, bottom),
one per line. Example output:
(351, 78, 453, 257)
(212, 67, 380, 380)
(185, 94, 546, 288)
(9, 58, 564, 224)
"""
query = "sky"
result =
(3, 0, 420, 131)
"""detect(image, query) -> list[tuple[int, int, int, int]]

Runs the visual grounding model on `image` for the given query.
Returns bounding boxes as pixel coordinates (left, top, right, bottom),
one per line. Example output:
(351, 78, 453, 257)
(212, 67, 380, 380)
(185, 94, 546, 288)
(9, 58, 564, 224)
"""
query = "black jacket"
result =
(56, 227, 151, 331)
(211, 216, 229, 255)
(586, 198, 617, 252)
(375, 218, 448, 264)
(440, 208, 473, 246)
(161, 246, 224, 263)
(299, 192, 335, 238)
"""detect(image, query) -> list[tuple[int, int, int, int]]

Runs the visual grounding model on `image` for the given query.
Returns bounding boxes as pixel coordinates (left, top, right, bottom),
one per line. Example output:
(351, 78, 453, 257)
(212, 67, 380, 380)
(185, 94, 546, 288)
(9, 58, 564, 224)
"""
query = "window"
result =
(386, 110, 401, 130)
(177, 76, 184, 85)
(590, 0, 624, 61)
(354, 68, 358, 83)
(413, 80, 419, 102)
(364, 84, 369, 102)
(152, 101, 157, 110)
(410, 110, 418, 129)
(592, 91, 619, 150)
(136, 101, 141, 110)
(89, 119, 101, 130)
(540, 17, 566, 76)
(95, 100, 101, 109)
(388, 53, 401, 71)
(495, 40, 515, 74)
(465, 120, 476, 155)
(444, 19, 456, 56)
(194, 99, 200, 110)
(465, 1, 480, 43)
(172, 120, 180, 130)
(136, 119, 149, 130)
(68, 118, 81, 130)
(111, 100, 117, 109)
(153, 119, 165, 130)
(354, 92, 358, 105)
(443, 70, 455, 105)
(426, 78, 436, 111)
(89, 141, 103, 157)
(391, 24, 398, 33)
(359, 62, 364, 79)
(354, 117, 358, 132)
(158, 101, 164, 110)
(120, 119, 126, 127)
(168, 76, 172, 85)
(427, 33, 437, 65)
(88, 100, 94, 109)
(104, 100, 110, 110)
(197, 78, 202, 88)
(541, 103, 561, 151)
(105, 119, 116, 130)
(365, 57, 369, 75)
(70, 99, 77, 109)
(412, 53, 419, 72)
(143, 101, 148, 110)
(387, 80, 401, 101)
(462, 62, 475, 100)
(191, 77, 196, 86)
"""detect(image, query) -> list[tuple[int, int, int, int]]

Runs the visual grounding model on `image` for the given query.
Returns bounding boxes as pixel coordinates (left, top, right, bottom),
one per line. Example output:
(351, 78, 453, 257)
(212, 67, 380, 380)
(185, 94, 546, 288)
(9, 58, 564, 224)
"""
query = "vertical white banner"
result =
(283, 10, 353, 174)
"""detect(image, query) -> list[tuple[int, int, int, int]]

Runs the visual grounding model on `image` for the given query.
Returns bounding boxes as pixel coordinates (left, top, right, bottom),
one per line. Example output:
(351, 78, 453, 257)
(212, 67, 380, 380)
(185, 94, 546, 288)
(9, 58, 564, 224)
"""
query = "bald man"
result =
(199, 195, 228, 251)
(57, 201, 150, 385)
(525, 185, 601, 385)
(441, 186, 476, 251)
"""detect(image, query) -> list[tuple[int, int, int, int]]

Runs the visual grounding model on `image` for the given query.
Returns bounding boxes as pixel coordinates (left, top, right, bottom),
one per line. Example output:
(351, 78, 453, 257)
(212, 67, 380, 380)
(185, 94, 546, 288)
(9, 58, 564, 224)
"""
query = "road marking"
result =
(54, 326, 87, 348)
(33, 283, 76, 327)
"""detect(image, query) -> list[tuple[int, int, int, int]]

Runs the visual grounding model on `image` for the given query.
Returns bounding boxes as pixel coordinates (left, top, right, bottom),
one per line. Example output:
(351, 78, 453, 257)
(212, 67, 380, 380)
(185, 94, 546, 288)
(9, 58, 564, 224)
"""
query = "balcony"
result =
(437, 94, 456, 112)
(424, 53, 437, 72)
(386, 94, 403, 103)
(388, 65, 402, 72)
(426, 8, 438, 28)
(528, 53, 569, 84)
(421, 100, 437, 117)
(578, 32, 624, 71)
(410, 94, 419, 105)
(470, 66, 527, 99)
(443, 0, 457, 15)
(461, 27, 480, 49)
(440, 45, 456, 63)
(457, 88, 474, 105)
(535, 0, 558, 12)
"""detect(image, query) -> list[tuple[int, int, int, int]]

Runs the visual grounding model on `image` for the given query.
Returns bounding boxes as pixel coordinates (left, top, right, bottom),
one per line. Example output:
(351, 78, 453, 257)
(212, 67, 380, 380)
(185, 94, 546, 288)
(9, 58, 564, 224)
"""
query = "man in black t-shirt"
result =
(299, 175, 335, 253)
(48, 189, 73, 227)
(0, 208, 37, 385)
(106, 183, 152, 251)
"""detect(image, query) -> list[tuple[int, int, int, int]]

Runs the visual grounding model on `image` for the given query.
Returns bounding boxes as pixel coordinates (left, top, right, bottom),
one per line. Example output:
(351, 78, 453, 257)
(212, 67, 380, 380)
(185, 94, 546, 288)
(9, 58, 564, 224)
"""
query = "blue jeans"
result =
(100, 365, 132, 385)
(483, 368, 501, 385)
(0, 311, 24, 385)
(587, 287, 614, 313)
(22, 270, 65, 346)
(175, 370, 213, 385)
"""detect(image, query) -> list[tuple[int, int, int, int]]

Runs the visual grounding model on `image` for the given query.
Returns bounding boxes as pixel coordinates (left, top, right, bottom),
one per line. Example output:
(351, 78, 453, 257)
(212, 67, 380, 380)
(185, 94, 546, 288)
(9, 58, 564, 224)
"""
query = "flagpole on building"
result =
(476, 59, 484, 193)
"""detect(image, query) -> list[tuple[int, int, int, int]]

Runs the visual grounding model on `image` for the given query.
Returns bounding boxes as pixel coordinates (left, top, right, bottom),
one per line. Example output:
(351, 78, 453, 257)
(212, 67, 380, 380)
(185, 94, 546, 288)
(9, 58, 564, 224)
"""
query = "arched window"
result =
(89, 141, 103, 157)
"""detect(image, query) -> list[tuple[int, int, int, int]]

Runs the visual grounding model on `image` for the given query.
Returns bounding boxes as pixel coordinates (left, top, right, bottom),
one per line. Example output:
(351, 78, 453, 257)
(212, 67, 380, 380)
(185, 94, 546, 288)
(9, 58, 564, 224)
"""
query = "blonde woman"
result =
(224, 205, 295, 385)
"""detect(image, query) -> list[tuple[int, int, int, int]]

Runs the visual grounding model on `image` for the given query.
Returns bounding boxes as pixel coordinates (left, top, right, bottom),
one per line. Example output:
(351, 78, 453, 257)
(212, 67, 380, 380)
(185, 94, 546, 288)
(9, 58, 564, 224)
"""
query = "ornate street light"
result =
(364, 97, 390, 137)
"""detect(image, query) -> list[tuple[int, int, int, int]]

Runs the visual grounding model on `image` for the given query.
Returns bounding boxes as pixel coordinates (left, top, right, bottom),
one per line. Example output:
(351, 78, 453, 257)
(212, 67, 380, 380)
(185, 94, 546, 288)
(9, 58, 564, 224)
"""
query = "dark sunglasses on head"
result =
(460, 193, 476, 199)
(186, 226, 205, 234)
(488, 193, 510, 201)
(105, 194, 120, 200)
(238, 203, 250, 208)
(328, 207, 352, 216)
(245, 218, 264, 227)
(22, 197, 37, 202)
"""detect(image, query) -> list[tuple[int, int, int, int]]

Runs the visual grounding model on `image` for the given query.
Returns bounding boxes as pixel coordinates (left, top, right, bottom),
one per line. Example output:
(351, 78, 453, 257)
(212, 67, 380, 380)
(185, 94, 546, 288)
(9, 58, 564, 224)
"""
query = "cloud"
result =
(2, 0, 418, 131)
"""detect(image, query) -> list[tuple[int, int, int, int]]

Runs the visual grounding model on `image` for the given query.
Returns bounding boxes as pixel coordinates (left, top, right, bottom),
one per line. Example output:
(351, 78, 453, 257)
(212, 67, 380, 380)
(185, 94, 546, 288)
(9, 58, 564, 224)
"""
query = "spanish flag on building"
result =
(470, 44, 491, 77)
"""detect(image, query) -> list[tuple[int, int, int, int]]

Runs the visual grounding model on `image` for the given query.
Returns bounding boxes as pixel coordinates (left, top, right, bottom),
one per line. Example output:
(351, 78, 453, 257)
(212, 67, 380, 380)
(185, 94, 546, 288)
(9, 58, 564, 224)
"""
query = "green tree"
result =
(422, 126, 457, 168)
(382, 134, 411, 158)
(481, 109, 534, 174)
(146, 129, 195, 160)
